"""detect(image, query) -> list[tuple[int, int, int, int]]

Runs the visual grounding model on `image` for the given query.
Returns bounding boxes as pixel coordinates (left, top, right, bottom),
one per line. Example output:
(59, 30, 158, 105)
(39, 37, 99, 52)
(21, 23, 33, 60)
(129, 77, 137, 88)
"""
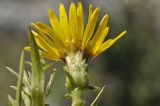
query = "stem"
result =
(71, 88, 84, 106)
(31, 87, 44, 106)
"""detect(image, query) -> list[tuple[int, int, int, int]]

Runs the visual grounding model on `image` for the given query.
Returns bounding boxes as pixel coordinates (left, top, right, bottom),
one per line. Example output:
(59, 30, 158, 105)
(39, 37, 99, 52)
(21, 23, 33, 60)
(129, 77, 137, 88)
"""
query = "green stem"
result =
(71, 88, 84, 106)
(31, 87, 44, 106)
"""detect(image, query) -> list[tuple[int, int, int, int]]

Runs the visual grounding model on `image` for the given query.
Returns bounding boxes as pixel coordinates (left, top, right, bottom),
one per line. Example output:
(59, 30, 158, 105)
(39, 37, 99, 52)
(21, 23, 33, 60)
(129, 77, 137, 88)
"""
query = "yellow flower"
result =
(26, 2, 127, 61)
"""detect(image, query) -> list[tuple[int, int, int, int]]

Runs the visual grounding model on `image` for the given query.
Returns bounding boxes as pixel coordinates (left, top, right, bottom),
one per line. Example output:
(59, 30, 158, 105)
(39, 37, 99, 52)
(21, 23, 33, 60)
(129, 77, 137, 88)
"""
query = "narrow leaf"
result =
(23, 70, 31, 87)
(64, 93, 71, 99)
(64, 70, 75, 87)
(5, 66, 19, 78)
(8, 95, 16, 106)
(29, 27, 44, 106)
(83, 86, 101, 92)
(16, 51, 25, 106)
(90, 86, 105, 106)
(29, 27, 44, 88)
(22, 91, 32, 106)
(45, 70, 56, 97)
(10, 86, 17, 90)
(23, 87, 31, 96)
(24, 61, 32, 67)
(43, 63, 54, 71)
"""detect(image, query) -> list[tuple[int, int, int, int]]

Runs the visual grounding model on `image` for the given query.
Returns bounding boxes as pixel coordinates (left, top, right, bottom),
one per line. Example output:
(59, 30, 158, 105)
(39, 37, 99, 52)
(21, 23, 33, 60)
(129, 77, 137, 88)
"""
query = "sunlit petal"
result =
(48, 8, 65, 47)
(77, 2, 84, 47)
(82, 7, 100, 49)
(59, 4, 71, 41)
(26, 2, 126, 61)
(69, 3, 78, 46)
(90, 15, 109, 46)
(94, 31, 127, 57)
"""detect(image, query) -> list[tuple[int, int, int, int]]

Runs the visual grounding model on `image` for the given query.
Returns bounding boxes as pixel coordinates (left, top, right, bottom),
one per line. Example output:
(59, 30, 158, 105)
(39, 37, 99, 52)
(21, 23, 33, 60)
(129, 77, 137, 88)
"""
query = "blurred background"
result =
(0, 0, 160, 106)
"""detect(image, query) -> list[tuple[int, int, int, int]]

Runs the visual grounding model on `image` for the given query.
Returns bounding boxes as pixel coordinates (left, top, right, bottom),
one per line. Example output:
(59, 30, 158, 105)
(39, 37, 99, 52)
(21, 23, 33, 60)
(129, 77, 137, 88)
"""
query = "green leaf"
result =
(16, 51, 25, 106)
(90, 86, 105, 106)
(83, 86, 101, 92)
(10, 86, 17, 90)
(29, 26, 44, 87)
(5, 66, 19, 78)
(29, 27, 43, 85)
(8, 95, 16, 106)
(29, 27, 44, 106)
(24, 61, 32, 67)
(6, 65, 30, 88)
(64, 70, 75, 88)
(23, 70, 31, 87)
(43, 63, 54, 71)
(64, 93, 71, 99)
(22, 91, 32, 106)
(45, 70, 56, 97)
(23, 87, 31, 96)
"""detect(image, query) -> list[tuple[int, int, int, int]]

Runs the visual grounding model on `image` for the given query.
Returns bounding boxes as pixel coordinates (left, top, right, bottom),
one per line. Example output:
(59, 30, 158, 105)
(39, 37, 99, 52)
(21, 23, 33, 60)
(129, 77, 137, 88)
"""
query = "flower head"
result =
(26, 2, 126, 62)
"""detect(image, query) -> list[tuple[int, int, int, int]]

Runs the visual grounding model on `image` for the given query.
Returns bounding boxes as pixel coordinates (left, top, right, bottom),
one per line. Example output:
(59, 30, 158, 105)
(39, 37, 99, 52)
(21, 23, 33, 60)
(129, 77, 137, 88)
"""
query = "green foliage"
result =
(7, 51, 24, 106)
(29, 26, 45, 106)
(7, 28, 56, 106)
(90, 86, 105, 106)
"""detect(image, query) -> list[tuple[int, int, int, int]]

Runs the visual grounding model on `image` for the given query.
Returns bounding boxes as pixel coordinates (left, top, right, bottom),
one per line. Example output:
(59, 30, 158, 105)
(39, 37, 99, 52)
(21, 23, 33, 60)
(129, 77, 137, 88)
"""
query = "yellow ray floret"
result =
(26, 2, 127, 61)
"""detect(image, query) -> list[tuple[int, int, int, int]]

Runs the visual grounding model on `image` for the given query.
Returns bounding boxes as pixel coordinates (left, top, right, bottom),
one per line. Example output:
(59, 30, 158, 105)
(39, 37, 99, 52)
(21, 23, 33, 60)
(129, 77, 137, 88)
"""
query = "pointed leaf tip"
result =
(90, 86, 106, 106)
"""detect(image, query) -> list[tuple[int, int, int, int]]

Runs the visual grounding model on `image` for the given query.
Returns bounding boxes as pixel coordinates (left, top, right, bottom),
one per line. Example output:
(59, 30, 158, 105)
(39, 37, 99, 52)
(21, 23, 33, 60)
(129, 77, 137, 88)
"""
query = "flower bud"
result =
(64, 52, 89, 89)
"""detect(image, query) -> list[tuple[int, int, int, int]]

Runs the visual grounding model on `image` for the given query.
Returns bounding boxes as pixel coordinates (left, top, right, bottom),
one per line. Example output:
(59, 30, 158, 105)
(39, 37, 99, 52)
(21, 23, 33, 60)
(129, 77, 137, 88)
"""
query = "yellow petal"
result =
(24, 46, 30, 51)
(48, 8, 65, 46)
(31, 31, 47, 52)
(92, 27, 109, 55)
(89, 4, 93, 17)
(113, 31, 127, 41)
(77, 2, 84, 47)
(102, 31, 127, 51)
(82, 7, 100, 49)
(32, 30, 60, 56)
(31, 23, 55, 46)
(97, 27, 109, 45)
(59, 4, 71, 41)
(34, 22, 54, 37)
(90, 15, 109, 46)
(34, 22, 64, 49)
(69, 3, 78, 44)
(94, 31, 127, 57)
(41, 52, 60, 61)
